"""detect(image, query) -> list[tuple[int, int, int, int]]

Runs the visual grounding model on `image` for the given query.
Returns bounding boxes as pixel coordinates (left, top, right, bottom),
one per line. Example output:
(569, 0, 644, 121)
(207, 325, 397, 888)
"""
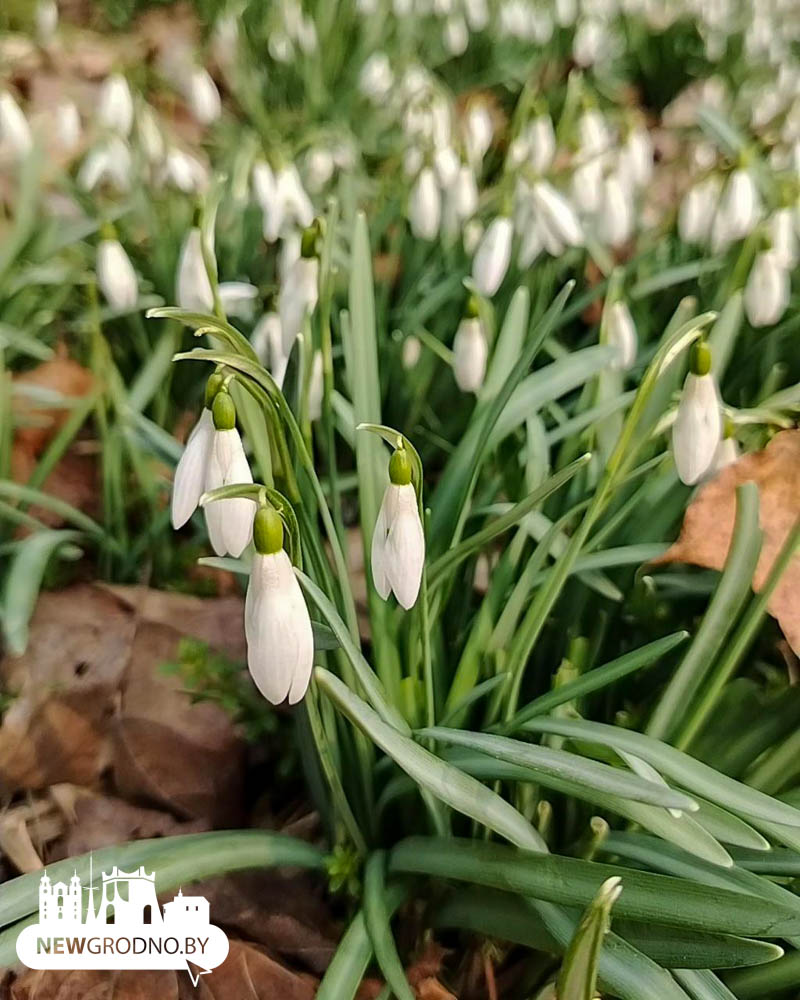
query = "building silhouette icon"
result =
(35, 866, 209, 930)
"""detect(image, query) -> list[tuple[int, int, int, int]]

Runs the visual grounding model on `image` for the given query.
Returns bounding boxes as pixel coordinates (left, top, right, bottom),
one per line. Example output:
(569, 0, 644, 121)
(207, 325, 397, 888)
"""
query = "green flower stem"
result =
(501, 313, 716, 722)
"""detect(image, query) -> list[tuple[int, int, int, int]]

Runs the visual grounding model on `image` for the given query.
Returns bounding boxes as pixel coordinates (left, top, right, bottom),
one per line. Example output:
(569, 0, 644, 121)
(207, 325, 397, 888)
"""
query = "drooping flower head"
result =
(672, 340, 722, 486)
(245, 504, 314, 705)
(371, 444, 425, 610)
(171, 371, 223, 529)
(204, 389, 255, 557)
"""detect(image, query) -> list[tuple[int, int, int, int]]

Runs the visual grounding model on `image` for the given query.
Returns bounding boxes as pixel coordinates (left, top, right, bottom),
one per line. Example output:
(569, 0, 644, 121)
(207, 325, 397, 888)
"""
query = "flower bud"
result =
(605, 301, 637, 372)
(177, 226, 214, 313)
(452, 316, 488, 393)
(745, 249, 790, 328)
(98, 74, 133, 137)
(409, 167, 442, 241)
(672, 346, 722, 485)
(372, 448, 425, 610)
(711, 168, 762, 252)
(97, 236, 138, 311)
(472, 216, 513, 296)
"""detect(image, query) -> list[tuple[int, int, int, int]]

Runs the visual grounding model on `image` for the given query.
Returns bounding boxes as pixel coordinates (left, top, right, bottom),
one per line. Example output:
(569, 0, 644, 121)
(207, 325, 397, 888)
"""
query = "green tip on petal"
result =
(254, 505, 284, 555)
(389, 446, 412, 486)
(466, 294, 481, 318)
(723, 416, 736, 439)
(301, 219, 323, 258)
(99, 220, 116, 241)
(690, 340, 712, 376)
(212, 390, 236, 430)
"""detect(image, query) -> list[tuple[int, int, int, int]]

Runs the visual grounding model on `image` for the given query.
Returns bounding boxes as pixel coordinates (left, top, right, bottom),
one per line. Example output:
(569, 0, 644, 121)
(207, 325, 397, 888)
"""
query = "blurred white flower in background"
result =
(0, 92, 32, 163)
(98, 74, 134, 137)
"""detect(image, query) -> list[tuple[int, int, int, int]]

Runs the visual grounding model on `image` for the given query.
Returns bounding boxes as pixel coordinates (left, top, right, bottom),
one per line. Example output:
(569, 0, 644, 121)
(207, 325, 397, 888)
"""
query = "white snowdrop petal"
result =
(606, 301, 638, 372)
(385, 485, 425, 610)
(672, 373, 722, 486)
(472, 217, 513, 297)
(171, 409, 213, 529)
(279, 257, 319, 354)
(745, 250, 790, 328)
(409, 168, 442, 241)
(452, 317, 488, 393)
(370, 490, 393, 600)
(97, 239, 138, 311)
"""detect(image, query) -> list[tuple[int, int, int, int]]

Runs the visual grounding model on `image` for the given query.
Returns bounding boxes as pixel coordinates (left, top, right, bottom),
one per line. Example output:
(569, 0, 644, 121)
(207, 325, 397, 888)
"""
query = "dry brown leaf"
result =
(0, 585, 247, 829)
(10, 968, 180, 1000)
(12, 353, 94, 459)
(54, 794, 208, 859)
(653, 429, 800, 653)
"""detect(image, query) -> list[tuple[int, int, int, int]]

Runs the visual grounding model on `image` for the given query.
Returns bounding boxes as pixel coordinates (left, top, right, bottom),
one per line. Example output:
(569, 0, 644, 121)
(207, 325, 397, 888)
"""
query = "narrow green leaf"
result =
(2, 530, 83, 654)
(363, 852, 415, 1000)
(316, 885, 407, 1000)
(433, 888, 783, 969)
(524, 717, 800, 828)
(389, 837, 800, 936)
(421, 728, 698, 811)
(316, 668, 546, 851)
(558, 877, 622, 1000)
(503, 632, 689, 732)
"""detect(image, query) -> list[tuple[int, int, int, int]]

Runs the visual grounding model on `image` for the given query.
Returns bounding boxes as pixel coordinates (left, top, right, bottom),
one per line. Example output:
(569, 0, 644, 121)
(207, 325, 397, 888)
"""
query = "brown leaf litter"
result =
(653, 429, 800, 654)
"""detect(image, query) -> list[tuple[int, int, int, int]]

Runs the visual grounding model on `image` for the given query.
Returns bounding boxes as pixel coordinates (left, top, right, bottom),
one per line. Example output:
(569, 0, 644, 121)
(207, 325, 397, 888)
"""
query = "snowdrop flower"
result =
(246, 506, 313, 705)
(204, 391, 255, 557)
(55, 101, 81, 153)
(533, 181, 584, 250)
(219, 281, 259, 320)
(0, 92, 32, 161)
(171, 374, 221, 529)
(509, 114, 556, 173)
(97, 230, 138, 311)
(177, 226, 214, 313)
(279, 228, 320, 356)
(402, 336, 422, 369)
(472, 216, 513, 296)
(161, 148, 209, 193)
(185, 67, 221, 125)
(252, 311, 289, 388)
(518, 220, 543, 268)
(77, 136, 131, 191)
(745, 249, 790, 328)
(308, 351, 324, 421)
(409, 167, 441, 240)
(278, 165, 314, 230)
(137, 103, 165, 164)
(465, 0, 488, 30)
(571, 158, 604, 216)
(465, 103, 493, 168)
(434, 146, 459, 188)
(573, 17, 605, 66)
(605, 300, 637, 372)
(619, 125, 653, 189)
(98, 74, 133, 136)
(711, 168, 761, 252)
(452, 306, 488, 392)
(36, 0, 59, 44)
(443, 164, 478, 236)
(672, 342, 722, 486)
(678, 175, 720, 245)
(463, 219, 484, 255)
(769, 208, 798, 268)
(577, 108, 611, 160)
(371, 446, 425, 610)
(360, 52, 394, 101)
(304, 148, 335, 191)
(443, 15, 469, 55)
(598, 172, 634, 248)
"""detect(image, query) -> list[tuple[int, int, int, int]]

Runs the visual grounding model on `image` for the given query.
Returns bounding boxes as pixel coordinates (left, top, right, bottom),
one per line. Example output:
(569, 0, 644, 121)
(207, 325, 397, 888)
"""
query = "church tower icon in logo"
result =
(16, 860, 229, 984)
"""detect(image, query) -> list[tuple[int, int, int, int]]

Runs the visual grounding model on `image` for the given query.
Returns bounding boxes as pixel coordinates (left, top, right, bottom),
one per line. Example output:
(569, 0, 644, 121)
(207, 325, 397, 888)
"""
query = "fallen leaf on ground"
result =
(53, 794, 208, 859)
(12, 352, 94, 459)
(653, 429, 800, 653)
(0, 585, 247, 830)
